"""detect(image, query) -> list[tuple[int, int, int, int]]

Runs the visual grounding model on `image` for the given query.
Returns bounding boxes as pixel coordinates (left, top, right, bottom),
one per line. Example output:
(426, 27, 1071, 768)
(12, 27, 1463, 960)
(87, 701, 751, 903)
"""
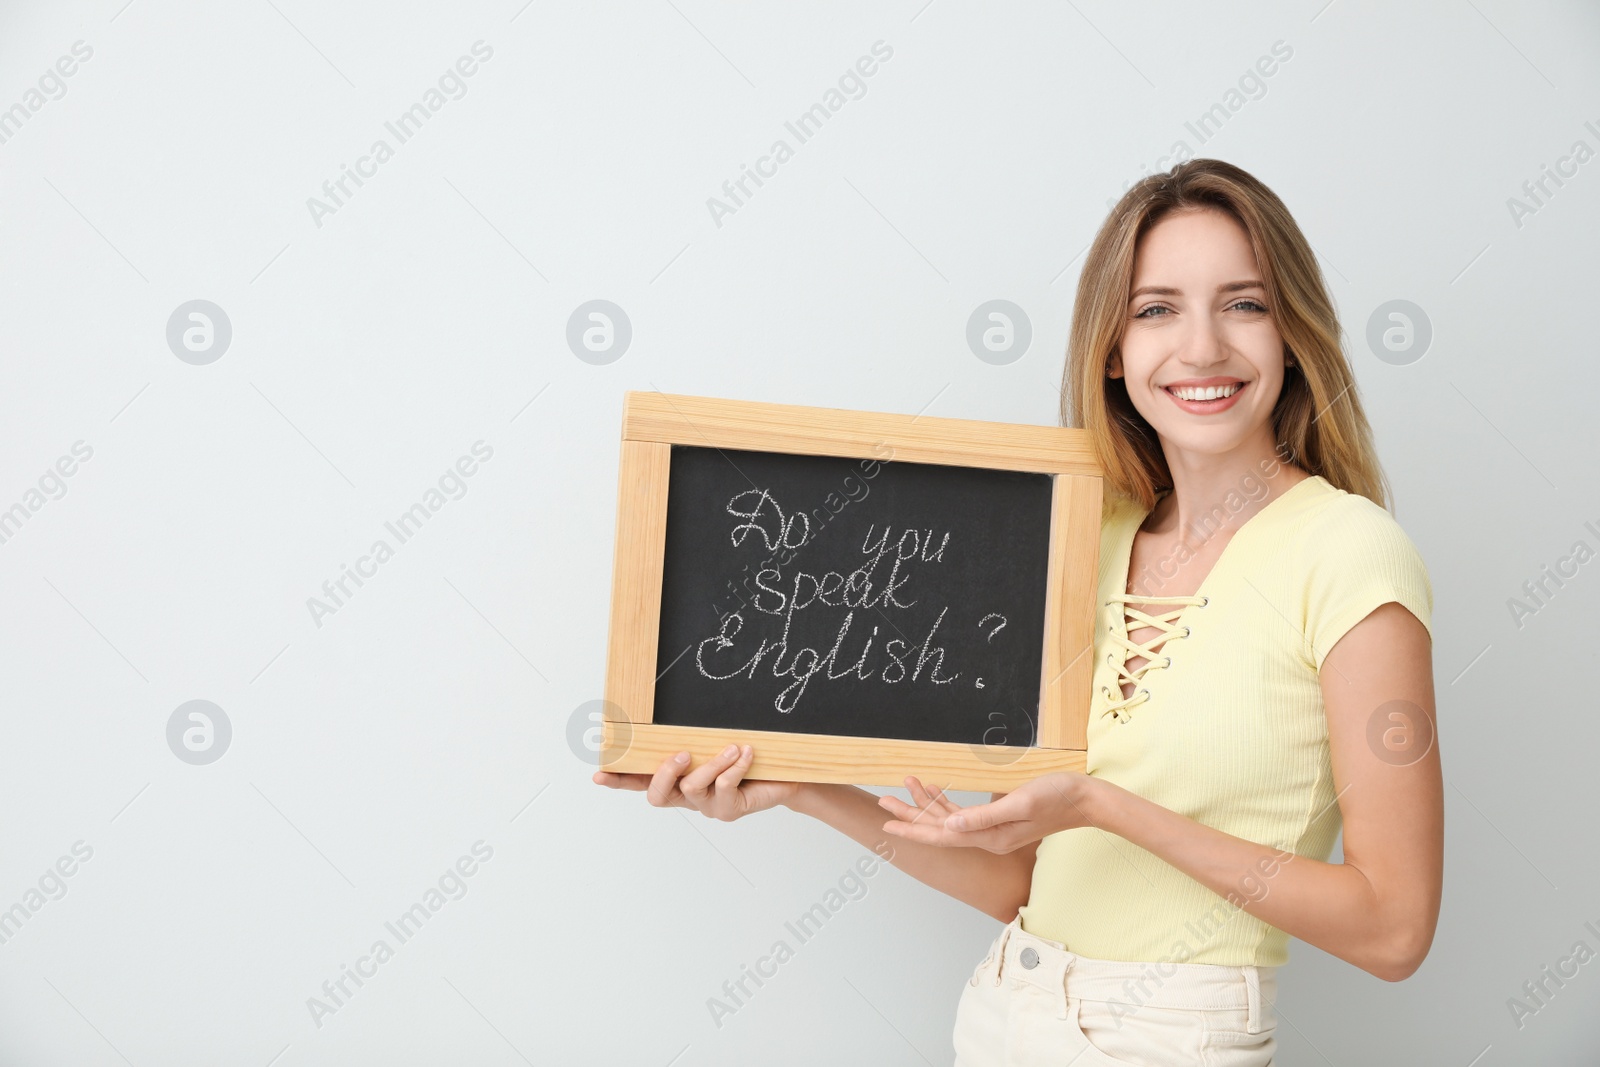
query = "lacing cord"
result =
(1100, 593, 1208, 724)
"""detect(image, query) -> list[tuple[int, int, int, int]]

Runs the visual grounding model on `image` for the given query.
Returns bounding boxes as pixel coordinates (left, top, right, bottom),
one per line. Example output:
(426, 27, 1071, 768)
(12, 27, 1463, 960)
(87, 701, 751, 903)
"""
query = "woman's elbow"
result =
(1367, 922, 1435, 983)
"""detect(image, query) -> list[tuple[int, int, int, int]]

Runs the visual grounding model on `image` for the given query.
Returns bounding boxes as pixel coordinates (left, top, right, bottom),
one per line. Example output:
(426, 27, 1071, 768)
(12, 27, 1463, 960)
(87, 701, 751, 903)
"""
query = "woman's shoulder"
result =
(1100, 487, 1145, 524)
(1288, 475, 1426, 561)
(1286, 476, 1434, 614)
(1096, 473, 1429, 571)
(1286, 476, 1435, 662)
(1098, 488, 1149, 547)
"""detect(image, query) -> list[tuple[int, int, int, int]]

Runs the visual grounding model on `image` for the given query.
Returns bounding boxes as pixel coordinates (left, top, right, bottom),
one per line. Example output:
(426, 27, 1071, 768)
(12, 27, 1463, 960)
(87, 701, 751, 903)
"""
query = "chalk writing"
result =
(692, 488, 999, 714)
(709, 446, 891, 622)
(653, 444, 1052, 747)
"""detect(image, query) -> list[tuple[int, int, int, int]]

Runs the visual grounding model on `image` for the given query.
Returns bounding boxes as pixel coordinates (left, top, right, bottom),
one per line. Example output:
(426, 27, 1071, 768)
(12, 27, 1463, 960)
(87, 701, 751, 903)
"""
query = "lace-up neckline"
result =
(1100, 593, 1207, 723)
(1096, 475, 1320, 725)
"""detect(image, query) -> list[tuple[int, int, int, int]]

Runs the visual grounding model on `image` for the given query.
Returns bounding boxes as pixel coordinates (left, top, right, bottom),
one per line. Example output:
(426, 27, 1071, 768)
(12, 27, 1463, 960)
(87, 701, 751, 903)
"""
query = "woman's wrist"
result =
(781, 780, 835, 817)
(1064, 771, 1106, 830)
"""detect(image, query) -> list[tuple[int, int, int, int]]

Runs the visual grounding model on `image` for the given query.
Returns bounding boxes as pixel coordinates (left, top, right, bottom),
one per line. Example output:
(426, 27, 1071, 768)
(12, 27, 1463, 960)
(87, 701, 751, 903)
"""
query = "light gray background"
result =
(1, 1, 1597, 1064)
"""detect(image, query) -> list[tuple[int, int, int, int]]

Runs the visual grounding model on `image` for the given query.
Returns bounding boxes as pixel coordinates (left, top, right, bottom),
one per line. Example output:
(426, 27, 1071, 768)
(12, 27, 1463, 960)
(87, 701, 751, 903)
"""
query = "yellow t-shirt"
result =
(1018, 473, 1434, 968)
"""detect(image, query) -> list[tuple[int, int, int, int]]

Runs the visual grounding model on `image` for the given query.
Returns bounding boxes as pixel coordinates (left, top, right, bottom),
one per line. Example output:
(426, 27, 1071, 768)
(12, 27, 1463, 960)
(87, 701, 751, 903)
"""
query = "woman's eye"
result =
(1134, 300, 1266, 319)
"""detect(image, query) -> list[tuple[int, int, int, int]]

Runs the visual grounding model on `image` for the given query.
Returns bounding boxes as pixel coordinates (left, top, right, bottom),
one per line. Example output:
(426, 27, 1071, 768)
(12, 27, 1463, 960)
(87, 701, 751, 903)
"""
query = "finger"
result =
(593, 769, 660, 791)
(884, 816, 1013, 852)
(945, 798, 1011, 832)
(905, 777, 958, 820)
(713, 745, 754, 795)
(877, 794, 926, 822)
(705, 745, 758, 819)
(646, 752, 692, 807)
(679, 743, 743, 802)
(880, 818, 965, 848)
(880, 781, 954, 826)
(905, 775, 951, 809)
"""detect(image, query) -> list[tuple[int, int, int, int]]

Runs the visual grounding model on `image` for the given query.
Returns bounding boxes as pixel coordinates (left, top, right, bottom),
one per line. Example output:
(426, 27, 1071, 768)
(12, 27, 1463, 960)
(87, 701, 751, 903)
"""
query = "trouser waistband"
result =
(991, 916, 1276, 1029)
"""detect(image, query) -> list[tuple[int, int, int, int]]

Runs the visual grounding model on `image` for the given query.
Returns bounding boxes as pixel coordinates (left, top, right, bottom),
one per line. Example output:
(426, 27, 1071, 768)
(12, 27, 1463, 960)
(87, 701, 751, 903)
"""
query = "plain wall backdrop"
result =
(1, 1, 1598, 1063)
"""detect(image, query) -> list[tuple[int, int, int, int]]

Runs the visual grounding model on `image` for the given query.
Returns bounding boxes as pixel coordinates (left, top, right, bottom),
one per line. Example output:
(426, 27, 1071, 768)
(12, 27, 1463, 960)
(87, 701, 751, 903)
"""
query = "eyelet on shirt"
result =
(1101, 591, 1203, 726)
(1199, 595, 1209, 607)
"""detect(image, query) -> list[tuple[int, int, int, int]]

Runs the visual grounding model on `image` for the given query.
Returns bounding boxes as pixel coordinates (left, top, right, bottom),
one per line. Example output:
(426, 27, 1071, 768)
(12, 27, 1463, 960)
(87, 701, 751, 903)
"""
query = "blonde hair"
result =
(1060, 158, 1393, 513)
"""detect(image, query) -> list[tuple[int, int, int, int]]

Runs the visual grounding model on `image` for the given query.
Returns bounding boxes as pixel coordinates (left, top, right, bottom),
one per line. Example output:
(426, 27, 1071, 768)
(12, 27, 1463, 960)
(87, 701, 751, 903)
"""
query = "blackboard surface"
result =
(653, 445, 1053, 747)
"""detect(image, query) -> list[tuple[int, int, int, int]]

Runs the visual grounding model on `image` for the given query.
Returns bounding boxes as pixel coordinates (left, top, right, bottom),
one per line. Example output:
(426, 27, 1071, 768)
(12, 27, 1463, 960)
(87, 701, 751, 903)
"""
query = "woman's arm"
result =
(595, 744, 1038, 923)
(789, 781, 1038, 923)
(1073, 602, 1441, 981)
(882, 602, 1442, 982)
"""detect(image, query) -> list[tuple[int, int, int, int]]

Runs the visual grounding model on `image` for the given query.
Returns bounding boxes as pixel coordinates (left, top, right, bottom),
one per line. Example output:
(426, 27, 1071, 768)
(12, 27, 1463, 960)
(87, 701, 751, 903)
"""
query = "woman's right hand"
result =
(591, 743, 805, 821)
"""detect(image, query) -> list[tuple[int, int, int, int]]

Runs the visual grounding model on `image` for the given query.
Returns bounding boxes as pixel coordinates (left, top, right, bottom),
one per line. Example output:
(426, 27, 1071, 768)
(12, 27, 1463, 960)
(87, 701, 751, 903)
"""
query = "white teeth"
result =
(1169, 383, 1242, 401)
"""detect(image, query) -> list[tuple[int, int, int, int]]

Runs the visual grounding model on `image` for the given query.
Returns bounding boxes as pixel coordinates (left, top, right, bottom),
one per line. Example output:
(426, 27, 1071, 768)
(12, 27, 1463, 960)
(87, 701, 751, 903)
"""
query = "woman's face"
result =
(1109, 206, 1288, 462)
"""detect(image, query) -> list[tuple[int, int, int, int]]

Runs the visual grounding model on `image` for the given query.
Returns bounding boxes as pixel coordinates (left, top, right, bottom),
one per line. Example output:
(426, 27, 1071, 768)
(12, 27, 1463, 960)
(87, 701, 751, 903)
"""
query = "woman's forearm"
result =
(786, 783, 1034, 922)
(1080, 777, 1427, 981)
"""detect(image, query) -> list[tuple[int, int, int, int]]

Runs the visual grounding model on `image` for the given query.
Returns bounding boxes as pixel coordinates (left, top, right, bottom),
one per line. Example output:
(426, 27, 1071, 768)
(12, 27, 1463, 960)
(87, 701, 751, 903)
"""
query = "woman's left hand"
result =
(878, 771, 1098, 853)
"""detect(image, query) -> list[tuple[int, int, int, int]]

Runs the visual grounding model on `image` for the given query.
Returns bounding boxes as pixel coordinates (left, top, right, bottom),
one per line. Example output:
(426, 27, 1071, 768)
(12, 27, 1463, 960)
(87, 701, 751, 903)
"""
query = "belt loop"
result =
(993, 920, 1016, 986)
(1057, 953, 1073, 1021)
(1244, 965, 1263, 1034)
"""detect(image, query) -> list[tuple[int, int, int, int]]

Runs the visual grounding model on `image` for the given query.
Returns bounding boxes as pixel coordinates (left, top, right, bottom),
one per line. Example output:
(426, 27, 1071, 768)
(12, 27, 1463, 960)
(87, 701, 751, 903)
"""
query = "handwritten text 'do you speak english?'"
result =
(694, 486, 1004, 715)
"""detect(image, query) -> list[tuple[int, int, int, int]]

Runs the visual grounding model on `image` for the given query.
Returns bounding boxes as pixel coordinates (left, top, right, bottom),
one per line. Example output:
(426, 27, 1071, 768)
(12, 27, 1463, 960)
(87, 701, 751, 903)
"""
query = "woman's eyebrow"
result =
(1129, 280, 1266, 299)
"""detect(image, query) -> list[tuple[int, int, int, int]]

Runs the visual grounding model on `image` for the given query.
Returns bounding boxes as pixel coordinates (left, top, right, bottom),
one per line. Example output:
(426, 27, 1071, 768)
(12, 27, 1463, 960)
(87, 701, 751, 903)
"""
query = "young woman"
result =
(593, 158, 1442, 1066)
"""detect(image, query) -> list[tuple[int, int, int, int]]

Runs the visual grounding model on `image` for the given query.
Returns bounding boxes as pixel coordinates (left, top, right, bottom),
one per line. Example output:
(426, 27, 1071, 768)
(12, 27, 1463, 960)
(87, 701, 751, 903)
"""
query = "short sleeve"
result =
(1301, 499, 1434, 671)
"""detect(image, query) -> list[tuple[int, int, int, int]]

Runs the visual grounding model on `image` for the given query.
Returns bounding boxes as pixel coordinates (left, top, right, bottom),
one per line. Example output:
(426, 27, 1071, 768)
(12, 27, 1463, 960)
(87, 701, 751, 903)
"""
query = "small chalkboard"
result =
(655, 446, 1052, 746)
(600, 392, 1103, 792)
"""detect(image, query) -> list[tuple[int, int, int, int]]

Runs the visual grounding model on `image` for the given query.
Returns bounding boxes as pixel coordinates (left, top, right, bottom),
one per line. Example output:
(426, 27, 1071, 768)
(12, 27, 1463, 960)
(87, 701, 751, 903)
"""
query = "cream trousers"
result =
(952, 915, 1280, 1066)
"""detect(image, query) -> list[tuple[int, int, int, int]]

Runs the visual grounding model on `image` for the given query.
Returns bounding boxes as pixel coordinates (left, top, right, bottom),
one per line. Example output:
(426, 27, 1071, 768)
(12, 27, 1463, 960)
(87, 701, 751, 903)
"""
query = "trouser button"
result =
(1020, 947, 1040, 969)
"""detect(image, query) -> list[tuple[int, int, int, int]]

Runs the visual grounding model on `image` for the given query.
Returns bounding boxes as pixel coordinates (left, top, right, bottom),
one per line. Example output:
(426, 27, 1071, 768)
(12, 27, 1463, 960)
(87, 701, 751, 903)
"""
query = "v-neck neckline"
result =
(1116, 473, 1322, 613)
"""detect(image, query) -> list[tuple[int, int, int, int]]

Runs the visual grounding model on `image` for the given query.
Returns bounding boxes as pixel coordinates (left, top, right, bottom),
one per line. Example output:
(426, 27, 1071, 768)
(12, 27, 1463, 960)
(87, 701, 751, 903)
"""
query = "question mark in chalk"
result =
(975, 614, 1008, 689)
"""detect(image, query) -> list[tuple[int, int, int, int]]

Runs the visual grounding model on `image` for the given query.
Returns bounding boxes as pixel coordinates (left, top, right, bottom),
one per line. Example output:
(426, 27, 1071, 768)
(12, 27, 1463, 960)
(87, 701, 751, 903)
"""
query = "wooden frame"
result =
(600, 391, 1103, 792)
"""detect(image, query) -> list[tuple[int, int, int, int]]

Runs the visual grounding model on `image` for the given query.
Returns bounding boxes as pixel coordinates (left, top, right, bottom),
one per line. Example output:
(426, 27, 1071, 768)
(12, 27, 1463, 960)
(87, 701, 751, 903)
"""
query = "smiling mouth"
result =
(1165, 382, 1245, 402)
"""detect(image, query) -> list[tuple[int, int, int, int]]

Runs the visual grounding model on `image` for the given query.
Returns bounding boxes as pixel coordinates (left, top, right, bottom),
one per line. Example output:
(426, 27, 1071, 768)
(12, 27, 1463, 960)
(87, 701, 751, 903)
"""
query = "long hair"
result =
(1060, 158, 1393, 514)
